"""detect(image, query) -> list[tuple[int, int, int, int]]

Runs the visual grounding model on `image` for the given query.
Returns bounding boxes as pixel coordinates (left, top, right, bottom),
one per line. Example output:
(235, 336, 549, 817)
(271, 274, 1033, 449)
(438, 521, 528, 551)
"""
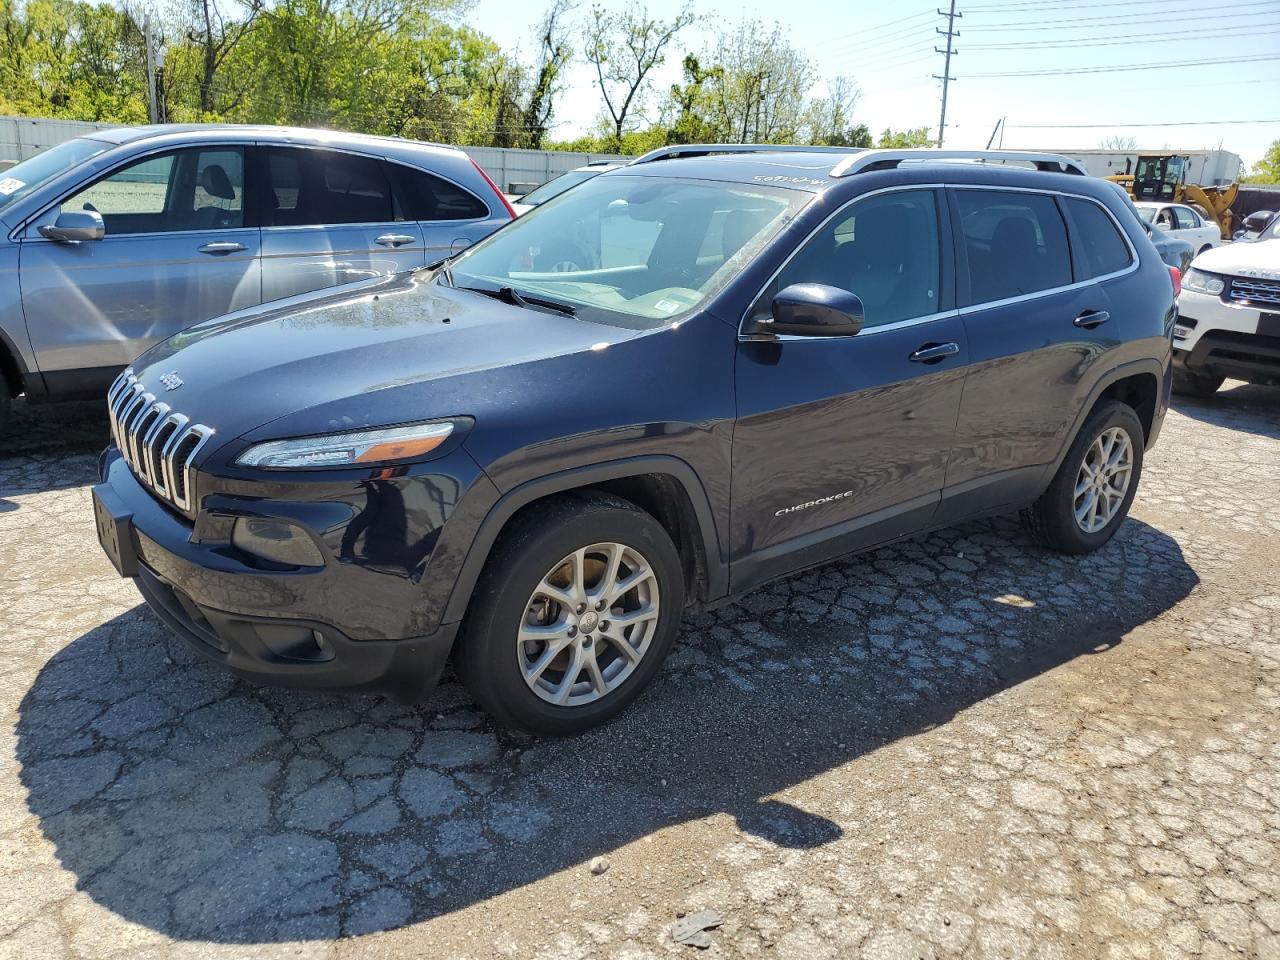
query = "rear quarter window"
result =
(955, 189, 1072, 304)
(388, 163, 489, 221)
(1062, 197, 1133, 280)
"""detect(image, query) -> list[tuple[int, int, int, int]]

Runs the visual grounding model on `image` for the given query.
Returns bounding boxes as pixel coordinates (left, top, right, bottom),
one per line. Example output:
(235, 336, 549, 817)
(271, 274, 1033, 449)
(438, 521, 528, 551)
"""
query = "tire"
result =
(455, 492, 685, 735)
(0, 390, 9, 435)
(1172, 368, 1223, 399)
(1021, 400, 1144, 555)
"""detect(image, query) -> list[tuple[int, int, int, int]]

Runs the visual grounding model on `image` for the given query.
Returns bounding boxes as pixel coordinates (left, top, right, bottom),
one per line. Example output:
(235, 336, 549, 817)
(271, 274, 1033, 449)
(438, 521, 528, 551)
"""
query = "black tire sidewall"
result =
(1042, 401, 1145, 554)
(457, 497, 685, 735)
(1172, 368, 1223, 399)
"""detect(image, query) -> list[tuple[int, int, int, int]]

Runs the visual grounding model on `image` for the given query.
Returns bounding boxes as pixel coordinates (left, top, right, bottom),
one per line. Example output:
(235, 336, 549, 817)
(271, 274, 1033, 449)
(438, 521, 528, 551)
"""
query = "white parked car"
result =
(510, 162, 625, 215)
(1135, 201, 1222, 255)
(1173, 235, 1280, 397)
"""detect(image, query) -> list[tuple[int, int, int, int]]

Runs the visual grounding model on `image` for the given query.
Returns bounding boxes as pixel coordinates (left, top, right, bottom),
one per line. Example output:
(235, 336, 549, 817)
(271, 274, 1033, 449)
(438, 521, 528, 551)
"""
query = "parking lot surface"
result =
(1, 385, 1277, 960)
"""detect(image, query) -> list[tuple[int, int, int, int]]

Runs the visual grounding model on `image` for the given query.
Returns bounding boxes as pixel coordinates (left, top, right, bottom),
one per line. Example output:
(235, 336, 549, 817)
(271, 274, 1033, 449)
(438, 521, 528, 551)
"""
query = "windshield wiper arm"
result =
(456, 284, 577, 317)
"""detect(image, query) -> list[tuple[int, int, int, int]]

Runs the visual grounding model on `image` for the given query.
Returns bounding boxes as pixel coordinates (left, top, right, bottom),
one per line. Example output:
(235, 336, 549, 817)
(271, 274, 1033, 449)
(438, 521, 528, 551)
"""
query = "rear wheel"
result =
(1021, 400, 1144, 555)
(0, 390, 9, 435)
(1172, 367, 1223, 399)
(456, 493, 685, 735)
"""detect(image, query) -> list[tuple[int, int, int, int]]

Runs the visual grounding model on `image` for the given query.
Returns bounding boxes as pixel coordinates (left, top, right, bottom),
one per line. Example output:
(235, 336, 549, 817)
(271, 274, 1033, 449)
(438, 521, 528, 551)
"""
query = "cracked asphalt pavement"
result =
(1, 384, 1278, 959)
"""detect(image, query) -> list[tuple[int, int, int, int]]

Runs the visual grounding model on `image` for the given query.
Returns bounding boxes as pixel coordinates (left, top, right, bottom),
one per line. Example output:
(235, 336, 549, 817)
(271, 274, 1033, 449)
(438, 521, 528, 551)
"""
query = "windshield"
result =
(1259, 215, 1280, 241)
(447, 174, 809, 329)
(520, 169, 605, 206)
(1135, 206, 1157, 223)
(0, 137, 110, 211)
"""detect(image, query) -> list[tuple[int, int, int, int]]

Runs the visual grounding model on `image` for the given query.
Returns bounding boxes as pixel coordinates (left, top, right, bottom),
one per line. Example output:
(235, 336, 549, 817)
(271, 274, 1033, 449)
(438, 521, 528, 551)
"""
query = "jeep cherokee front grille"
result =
(1228, 276, 1280, 308)
(106, 371, 214, 513)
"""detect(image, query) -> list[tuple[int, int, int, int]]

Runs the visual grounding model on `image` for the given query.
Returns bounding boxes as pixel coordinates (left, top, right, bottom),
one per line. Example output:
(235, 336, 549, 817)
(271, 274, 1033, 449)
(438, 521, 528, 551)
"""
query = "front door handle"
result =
(197, 241, 246, 255)
(1074, 309, 1111, 329)
(375, 233, 416, 248)
(908, 341, 961, 364)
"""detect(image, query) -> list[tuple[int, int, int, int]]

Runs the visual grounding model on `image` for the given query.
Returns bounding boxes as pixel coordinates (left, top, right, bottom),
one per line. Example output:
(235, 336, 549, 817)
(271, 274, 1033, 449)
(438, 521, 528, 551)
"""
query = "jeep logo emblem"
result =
(159, 371, 184, 391)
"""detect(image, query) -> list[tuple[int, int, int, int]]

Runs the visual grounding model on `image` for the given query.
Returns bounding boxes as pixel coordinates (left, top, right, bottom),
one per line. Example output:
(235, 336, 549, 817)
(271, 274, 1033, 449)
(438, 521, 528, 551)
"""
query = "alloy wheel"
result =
(517, 542, 660, 706)
(1073, 426, 1134, 534)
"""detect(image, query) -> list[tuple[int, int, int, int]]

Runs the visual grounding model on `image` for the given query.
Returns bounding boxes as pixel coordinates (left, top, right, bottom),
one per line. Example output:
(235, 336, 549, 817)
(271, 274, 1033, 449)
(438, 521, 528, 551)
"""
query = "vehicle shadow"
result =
(0, 399, 111, 500)
(16, 515, 1197, 942)
(1171, 381, 1280, 438)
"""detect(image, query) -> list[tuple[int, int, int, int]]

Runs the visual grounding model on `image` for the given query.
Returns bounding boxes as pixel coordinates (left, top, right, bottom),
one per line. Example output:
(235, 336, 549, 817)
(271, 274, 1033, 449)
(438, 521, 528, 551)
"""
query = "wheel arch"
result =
(1050, 359, 1165, 478)
(0, 328, 29, 398)
(441, 456, 728, 626)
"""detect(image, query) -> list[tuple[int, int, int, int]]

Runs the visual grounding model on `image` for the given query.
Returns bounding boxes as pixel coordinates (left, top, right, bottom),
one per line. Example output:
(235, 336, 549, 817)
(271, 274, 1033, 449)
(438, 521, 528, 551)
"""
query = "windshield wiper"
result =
(456, 284, 577, 317)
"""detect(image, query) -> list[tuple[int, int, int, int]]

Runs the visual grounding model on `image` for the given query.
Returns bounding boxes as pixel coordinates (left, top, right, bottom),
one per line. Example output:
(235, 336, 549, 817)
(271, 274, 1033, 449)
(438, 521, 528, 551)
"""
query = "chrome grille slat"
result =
(105, 370, 214, 515)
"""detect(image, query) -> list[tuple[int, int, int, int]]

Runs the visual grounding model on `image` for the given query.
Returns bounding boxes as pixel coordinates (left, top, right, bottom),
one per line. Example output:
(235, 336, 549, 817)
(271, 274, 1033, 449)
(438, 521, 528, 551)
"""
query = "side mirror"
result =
(750, 283, 865, 338)
(38, 210, 105, 243)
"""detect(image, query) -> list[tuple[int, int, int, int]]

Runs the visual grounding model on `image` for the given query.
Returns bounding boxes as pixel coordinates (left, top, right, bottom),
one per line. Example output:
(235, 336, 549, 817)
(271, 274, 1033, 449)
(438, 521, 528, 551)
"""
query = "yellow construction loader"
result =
(1106, 154, 1237, 241)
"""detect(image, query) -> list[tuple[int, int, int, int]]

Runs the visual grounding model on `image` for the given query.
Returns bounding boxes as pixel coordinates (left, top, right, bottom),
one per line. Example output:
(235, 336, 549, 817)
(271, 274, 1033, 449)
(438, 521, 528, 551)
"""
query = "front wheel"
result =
(1172, 368, 1223, 399)
(455, 493, 685, 735)
(1021, 400, 1144, 555)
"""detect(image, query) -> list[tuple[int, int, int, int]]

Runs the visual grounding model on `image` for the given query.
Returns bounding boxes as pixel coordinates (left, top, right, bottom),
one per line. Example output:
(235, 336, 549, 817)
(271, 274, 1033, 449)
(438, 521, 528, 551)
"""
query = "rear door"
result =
(942, 187, 1128, 520)
(259, 146, 423, 302)
(20, 144, 259, 392)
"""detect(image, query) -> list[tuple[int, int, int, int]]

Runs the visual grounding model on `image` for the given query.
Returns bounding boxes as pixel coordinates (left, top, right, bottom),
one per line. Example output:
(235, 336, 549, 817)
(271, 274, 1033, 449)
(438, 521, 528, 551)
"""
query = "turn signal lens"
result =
(237, 422, 455, 469)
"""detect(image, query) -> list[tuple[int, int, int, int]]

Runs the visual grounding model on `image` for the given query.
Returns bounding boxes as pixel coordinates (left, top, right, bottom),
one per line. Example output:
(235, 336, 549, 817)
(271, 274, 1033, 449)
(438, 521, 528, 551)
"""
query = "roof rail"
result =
(627, 143, 859, 165)
(829, 149, 1085, 177)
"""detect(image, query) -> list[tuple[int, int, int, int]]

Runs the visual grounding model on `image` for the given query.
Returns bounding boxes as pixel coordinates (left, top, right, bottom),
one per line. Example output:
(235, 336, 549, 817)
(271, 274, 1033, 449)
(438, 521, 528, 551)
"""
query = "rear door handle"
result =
(375, 233, 416, 248)
(908, 341, 961, 364)
(197, 241, 246, 255)
(1074, 309, 1111, 329)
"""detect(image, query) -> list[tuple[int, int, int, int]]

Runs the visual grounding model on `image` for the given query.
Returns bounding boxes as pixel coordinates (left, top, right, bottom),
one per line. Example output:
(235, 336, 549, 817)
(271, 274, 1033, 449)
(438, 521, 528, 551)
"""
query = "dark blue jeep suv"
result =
(92, 147, 1177, 734)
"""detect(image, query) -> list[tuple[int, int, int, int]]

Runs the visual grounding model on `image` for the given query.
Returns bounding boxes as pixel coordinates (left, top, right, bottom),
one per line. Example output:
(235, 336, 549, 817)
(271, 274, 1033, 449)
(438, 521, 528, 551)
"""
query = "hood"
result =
(130, 271, 640, 446)
(1191, 238, 1280, 279)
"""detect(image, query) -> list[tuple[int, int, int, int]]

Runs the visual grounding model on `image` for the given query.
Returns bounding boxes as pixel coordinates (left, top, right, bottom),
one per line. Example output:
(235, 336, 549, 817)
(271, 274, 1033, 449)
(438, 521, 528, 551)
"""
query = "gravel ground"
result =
(0, 383, 1277, 960)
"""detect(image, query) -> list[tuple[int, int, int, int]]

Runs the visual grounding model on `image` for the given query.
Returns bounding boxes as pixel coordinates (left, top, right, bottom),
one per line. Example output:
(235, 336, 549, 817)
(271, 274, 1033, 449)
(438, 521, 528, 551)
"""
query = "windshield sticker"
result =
(653, 298, 683, 314)
(0, 177, 25, 196)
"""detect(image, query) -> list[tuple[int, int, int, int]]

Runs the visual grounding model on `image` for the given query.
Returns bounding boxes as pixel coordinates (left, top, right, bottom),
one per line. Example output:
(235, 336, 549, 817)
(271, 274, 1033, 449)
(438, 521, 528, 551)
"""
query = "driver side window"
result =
(57, 147, 244, 236)
(750, 190, 941, 329)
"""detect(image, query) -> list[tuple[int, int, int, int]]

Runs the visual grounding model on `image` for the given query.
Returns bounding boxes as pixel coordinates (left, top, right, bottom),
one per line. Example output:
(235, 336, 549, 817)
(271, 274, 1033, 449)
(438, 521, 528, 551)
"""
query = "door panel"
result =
(20, 145, 260, 379)
(730, 187, 965, 586)
(261, 223, 423, 301)
(733, 317, 969, 567)
(943, 187, 1122, 515)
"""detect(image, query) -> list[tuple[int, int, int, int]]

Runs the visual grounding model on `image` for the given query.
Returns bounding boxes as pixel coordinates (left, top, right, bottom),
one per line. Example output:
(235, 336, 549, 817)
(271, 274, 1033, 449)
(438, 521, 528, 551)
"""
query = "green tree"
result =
(584, 1, 695, 150)
(1243, 139, 1280, 184)
(878, 127, 932, 148)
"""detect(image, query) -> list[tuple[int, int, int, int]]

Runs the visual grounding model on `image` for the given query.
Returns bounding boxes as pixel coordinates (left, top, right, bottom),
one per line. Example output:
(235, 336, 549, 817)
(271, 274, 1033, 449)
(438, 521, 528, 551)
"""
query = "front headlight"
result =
(1183, 268, 1225, 295)
(237, 422, 455, 469)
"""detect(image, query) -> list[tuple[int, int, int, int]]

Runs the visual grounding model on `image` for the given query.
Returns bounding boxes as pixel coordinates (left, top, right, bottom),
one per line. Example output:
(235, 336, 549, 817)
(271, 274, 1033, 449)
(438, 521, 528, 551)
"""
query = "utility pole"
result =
(144, 15, 159, 124)
(933, 0, 960, 148)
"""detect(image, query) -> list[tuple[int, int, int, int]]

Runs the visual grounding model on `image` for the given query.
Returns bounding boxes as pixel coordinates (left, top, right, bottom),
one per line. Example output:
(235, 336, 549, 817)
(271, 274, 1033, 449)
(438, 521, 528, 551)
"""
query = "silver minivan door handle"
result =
(375, 233, 416, 248)
(198, 241, 246, 255)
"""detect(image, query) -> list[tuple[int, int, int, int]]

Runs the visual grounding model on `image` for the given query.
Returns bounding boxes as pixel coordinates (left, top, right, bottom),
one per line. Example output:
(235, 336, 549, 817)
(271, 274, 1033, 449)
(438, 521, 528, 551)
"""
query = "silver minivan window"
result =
(0, 137, 110, 211)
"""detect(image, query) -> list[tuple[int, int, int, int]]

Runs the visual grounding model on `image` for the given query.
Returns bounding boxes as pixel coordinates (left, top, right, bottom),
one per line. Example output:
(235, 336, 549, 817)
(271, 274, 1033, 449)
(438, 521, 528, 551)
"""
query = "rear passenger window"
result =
(266, 148, 393, 227)
(753, 189, 942, 329)
(387, 164, 488, 221)
(955, 190, 1071, 304)
(1174, 206, 1200, 230)
(1063, 197, 1133, 280)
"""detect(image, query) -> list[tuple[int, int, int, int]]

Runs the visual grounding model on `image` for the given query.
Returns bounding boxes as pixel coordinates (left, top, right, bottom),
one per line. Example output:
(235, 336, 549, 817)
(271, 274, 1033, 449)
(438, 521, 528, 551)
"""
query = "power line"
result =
(966, 22, 1280, 47)
(967, 0, 1277, 10)
(1007, 118, 1280, 128)
(967, 52, 1280, 77)
(807, 10, 936, 51)
(966, 3, 1280, 29)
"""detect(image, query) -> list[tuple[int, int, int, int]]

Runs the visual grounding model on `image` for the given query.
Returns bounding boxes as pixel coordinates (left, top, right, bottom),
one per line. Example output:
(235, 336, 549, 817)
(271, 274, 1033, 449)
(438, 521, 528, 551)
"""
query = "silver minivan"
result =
(0, 125, 513, 428)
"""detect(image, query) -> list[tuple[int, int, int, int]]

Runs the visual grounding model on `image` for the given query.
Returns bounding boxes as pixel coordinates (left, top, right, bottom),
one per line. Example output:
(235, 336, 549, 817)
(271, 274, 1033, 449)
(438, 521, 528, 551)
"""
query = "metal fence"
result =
(0, 116, 624, 189)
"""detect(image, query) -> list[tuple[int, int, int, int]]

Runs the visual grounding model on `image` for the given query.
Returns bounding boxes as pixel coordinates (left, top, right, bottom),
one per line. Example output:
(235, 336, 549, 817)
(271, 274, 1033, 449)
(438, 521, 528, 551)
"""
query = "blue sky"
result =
(469, 0, 1280, 167)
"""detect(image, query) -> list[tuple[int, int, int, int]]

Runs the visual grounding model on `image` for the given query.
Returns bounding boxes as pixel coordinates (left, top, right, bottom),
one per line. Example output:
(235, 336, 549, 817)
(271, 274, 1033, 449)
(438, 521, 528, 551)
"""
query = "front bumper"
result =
(1175, 290, 1280, 385)
(93, 449, 468, 701)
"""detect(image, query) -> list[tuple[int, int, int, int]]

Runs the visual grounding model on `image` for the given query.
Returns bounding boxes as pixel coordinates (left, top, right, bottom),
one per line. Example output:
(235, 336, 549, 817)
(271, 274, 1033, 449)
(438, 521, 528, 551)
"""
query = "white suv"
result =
(1174, 235, 1280, 397)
